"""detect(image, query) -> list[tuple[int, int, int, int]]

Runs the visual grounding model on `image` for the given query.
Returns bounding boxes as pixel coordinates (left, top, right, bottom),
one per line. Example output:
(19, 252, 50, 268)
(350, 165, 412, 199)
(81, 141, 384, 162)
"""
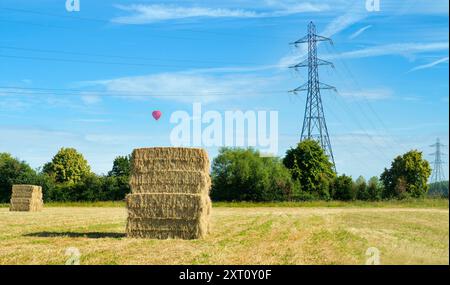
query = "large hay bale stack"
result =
(9, 185, 44, 212)
(126, 147, 212, 239)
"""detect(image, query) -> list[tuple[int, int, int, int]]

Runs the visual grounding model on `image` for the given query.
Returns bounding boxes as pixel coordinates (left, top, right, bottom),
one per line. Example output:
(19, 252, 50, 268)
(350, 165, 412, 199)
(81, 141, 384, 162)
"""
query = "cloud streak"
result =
(339, 88, 393, 101)
(278, 6, 369, 67)
(333, 42, 449, 59)
(408, 56, 449, 72)
(349, 25, 372, 39)
(84, 71, 278, 104)
(111, 3, 329, 24)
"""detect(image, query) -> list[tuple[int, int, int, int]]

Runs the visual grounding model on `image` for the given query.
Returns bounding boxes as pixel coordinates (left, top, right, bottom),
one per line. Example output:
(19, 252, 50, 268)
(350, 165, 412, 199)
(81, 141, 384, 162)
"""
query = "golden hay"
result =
(133, 158, 209, 173)
(126, 193, 210, 219)
(10, 185, 43, 212)
(130, 184, 209, 195)
(126, 147, 211, 240)
(130, 170, 210, 186)
(132, 147, 209, 161)
(126, 230, 206, 240)
(126, 217, 209, 239)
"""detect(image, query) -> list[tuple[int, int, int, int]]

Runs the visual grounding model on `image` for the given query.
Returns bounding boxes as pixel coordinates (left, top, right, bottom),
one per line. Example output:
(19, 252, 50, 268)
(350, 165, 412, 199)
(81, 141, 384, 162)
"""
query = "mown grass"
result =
(213, 199, 449, 209)
(0, 205, 448, 265)
(1, 198, 448, 209)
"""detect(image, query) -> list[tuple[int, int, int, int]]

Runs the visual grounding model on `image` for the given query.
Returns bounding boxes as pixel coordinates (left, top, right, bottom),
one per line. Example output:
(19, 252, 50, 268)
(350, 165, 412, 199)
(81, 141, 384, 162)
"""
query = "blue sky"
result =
(0, 0, 448, 179)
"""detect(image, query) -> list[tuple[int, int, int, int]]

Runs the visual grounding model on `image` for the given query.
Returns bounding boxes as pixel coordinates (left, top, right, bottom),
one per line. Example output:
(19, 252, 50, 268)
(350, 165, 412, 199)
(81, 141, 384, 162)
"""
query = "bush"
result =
(428, 181, 449, 198)
(331, 175, 355, 201)
(367, 176, 383, 201)
(211, 148, 299, 201)
(355, 176, 370, 201)
(39, 174, 130, 202)
(0, 153, 39, 203)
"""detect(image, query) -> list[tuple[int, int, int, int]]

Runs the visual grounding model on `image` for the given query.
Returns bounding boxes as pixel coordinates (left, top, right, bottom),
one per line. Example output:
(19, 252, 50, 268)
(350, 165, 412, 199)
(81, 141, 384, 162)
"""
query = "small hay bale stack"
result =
(9, 185, 44, 212)
(126, 147, 212, 239)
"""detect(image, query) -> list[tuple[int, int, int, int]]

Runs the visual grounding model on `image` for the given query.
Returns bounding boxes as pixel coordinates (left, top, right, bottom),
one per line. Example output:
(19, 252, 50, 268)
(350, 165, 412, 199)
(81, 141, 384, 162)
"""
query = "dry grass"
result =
(0, 206, 447, 265)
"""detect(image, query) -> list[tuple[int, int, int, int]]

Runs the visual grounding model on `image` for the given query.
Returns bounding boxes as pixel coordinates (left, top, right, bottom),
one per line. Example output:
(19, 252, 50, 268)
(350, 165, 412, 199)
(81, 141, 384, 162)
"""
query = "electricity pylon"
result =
(289, 21, 336, 171)
(430, 138, 446, 183)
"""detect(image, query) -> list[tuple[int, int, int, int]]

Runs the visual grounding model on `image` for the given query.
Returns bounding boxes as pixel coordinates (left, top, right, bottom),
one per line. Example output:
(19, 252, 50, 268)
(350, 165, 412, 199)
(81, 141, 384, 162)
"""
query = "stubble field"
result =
(0, 201, 448, 265)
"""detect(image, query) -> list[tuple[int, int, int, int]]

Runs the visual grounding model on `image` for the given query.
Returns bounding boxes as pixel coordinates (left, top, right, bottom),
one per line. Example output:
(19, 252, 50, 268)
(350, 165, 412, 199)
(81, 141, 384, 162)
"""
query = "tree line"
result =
(211, 140, 437, 201)
(0, 140, 446, 203)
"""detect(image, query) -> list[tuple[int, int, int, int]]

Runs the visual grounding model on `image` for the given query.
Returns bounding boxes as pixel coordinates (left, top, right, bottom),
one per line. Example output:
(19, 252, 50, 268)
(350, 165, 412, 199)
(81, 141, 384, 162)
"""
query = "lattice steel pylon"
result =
(430, 138, 446, 183)
(289, 21, 336, 171)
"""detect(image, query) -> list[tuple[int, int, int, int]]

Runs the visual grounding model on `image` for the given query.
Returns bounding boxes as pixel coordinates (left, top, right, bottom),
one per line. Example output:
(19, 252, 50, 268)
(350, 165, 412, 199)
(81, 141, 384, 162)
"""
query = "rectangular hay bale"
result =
(126, 147, 212, 239)
(126, 217, 209, 239)
(126, 193, 210, 219)
(132, 147, 209, 160)
(130, 184, 209, 195)
(10, 184, 43, 212)
(132, 157, 210, 173)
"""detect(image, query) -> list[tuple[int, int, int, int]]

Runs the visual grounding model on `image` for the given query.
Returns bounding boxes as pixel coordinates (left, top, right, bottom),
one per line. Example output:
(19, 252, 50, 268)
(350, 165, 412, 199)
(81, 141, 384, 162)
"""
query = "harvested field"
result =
(0, 204, 447, 265)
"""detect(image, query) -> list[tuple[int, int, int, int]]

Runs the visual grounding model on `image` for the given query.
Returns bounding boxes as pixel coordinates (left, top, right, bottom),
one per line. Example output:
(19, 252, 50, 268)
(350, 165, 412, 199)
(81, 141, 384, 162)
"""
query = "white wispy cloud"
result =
(331, 42, 449, 60)
(349, 25, 372, 39)
(81, 94, 101, 105)
(83, 71, 278, 104)
(408, 56, 449, 72)
(278, 6, 369, 67)
(111, 3, 329, 24)
(73, 119, 111, 123)
(339, 88, 393, 101)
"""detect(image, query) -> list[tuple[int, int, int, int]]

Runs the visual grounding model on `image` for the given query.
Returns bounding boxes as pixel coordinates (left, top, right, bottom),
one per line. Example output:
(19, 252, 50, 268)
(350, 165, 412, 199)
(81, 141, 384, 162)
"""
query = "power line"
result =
(0, 45, 261, 66)
(326, 44, 410, 152)
(0, 6, 293, 41)
(0, 86, 288, 97)
(0, 54, 226, 69)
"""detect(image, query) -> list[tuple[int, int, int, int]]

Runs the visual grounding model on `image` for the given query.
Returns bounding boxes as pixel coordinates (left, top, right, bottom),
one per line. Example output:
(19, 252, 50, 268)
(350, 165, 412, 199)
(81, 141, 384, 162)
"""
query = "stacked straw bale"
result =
(9, 185, 43, 212)
(126, 147, 211, 239)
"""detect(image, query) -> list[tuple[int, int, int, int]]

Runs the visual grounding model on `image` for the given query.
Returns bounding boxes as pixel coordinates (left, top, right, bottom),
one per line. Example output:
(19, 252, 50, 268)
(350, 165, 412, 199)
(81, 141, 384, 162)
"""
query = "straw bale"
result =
(132, 147, 209, 160)
(132, 158, 209, 173)
(126, 147, 212, 239)
(126, 217, 209, 239)
(9, 202, 43, 212)
(10, 184, 43, 212)
(126, 193, 209, 219)
(130, 184, 209, 195)
(130, 171, 211, 194)
(126, 230, 204, 240)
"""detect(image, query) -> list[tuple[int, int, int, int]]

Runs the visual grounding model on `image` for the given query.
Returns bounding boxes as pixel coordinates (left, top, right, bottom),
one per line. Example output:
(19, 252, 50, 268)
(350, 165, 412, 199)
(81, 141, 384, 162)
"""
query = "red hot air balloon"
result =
(152, 110, 162, 121)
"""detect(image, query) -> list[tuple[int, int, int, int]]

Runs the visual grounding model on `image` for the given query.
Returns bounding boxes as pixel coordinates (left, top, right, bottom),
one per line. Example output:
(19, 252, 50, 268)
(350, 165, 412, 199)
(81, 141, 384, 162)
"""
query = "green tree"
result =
(43, 148, 91, 184)
(0, 153, 38, 203)
(108, 155, 131, 177)
(380, 150, 431, 199)
(428, 181, 449, 198)
(367, 176, 382, 201)
(211, 148, 299, 201)
(283, 139, 335, 199)
(355, 176, 370, 200)
(331, 175, 355, 201)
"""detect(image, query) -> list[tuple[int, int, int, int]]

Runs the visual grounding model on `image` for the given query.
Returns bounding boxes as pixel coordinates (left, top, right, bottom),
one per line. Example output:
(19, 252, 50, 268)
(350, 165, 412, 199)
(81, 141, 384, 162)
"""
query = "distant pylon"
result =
(429, 138, 446, 183)
(289, 21, 336, 171)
